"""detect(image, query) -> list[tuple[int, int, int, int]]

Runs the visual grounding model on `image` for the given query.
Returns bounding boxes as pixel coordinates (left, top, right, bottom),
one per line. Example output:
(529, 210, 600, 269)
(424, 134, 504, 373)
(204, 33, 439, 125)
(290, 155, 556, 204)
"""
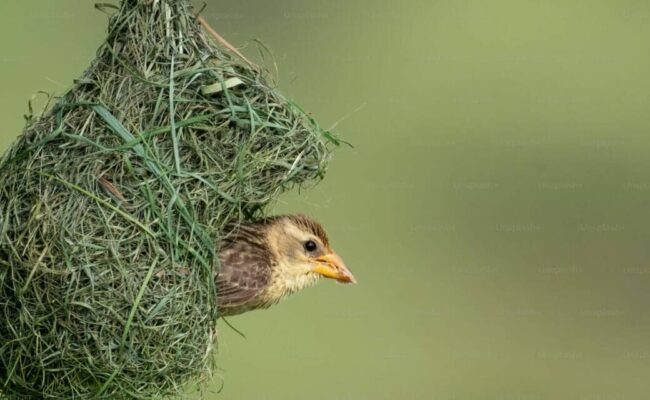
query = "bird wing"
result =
(216, 243, 272, 313)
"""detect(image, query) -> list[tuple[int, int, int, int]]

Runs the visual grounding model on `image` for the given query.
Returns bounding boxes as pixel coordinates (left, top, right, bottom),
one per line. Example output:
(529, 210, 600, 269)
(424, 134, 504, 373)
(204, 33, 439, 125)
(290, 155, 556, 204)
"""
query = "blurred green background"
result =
(2, 0, 650, 399)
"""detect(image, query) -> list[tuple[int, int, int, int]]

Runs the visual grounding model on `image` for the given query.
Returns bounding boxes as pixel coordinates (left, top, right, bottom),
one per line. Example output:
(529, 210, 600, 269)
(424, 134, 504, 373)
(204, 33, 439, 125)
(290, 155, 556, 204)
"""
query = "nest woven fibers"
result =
(0, 0, 336, 398)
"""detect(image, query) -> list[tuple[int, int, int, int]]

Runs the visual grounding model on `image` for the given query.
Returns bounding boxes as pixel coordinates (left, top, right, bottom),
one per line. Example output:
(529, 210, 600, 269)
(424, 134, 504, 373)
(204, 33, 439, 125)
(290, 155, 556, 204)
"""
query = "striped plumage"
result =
(216, 215, 355, 316)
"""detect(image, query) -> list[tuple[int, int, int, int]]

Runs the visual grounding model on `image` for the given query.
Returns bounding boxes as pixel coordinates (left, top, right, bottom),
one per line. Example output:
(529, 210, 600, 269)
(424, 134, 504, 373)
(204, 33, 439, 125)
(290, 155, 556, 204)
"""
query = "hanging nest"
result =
(0, 0, 336, 398)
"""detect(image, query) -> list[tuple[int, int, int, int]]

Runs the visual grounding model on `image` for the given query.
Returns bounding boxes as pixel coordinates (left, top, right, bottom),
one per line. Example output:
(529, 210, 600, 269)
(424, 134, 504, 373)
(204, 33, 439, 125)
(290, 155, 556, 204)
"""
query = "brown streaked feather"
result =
(216, 223, 274, 316)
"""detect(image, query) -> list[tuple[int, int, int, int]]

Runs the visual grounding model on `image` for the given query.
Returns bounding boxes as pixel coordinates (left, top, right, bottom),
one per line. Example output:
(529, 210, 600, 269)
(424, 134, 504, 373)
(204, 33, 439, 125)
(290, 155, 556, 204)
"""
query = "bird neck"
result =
(264, 260, 320, 304)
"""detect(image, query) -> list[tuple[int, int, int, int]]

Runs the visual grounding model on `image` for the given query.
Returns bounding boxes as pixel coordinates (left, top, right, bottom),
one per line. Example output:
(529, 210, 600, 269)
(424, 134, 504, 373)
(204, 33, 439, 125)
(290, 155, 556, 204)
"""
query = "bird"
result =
(216, 214, 355, 316)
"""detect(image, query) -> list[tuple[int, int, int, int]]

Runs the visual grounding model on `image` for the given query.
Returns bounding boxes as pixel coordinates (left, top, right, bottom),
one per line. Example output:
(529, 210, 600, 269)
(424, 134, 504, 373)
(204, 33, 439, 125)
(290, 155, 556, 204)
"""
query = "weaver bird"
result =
(216, 215, 355, 316)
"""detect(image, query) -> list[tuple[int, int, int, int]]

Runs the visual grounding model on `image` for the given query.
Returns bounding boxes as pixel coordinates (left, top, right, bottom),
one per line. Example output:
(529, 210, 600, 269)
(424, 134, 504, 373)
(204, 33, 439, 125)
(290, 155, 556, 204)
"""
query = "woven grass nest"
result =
(0, 0, 336, 398)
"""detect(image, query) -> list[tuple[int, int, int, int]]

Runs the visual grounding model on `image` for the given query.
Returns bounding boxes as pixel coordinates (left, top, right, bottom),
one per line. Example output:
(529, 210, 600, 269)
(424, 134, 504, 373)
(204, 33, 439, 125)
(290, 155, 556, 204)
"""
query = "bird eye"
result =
(304, 240, 318, 252)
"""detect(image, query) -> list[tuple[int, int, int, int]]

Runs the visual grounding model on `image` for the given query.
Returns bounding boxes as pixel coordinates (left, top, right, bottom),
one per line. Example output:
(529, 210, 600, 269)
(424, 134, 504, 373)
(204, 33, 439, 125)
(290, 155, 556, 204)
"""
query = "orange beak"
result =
(312, 252, 357, 284)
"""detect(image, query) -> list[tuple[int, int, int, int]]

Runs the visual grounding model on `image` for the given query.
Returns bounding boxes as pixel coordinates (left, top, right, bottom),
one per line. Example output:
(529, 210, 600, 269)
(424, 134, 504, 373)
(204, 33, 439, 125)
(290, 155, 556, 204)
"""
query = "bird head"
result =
(264, 215, 356, 291)
(217, 214, 355, 315)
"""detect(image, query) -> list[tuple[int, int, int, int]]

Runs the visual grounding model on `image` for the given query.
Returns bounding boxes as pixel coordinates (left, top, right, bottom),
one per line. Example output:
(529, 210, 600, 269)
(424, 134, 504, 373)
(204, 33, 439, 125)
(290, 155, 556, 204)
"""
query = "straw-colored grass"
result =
(0, 0, 336, 398)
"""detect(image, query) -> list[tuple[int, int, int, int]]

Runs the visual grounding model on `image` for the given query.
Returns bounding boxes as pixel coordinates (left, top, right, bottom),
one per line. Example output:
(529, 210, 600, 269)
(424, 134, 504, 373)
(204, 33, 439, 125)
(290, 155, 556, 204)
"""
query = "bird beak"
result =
(312, 252, 357, 284)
